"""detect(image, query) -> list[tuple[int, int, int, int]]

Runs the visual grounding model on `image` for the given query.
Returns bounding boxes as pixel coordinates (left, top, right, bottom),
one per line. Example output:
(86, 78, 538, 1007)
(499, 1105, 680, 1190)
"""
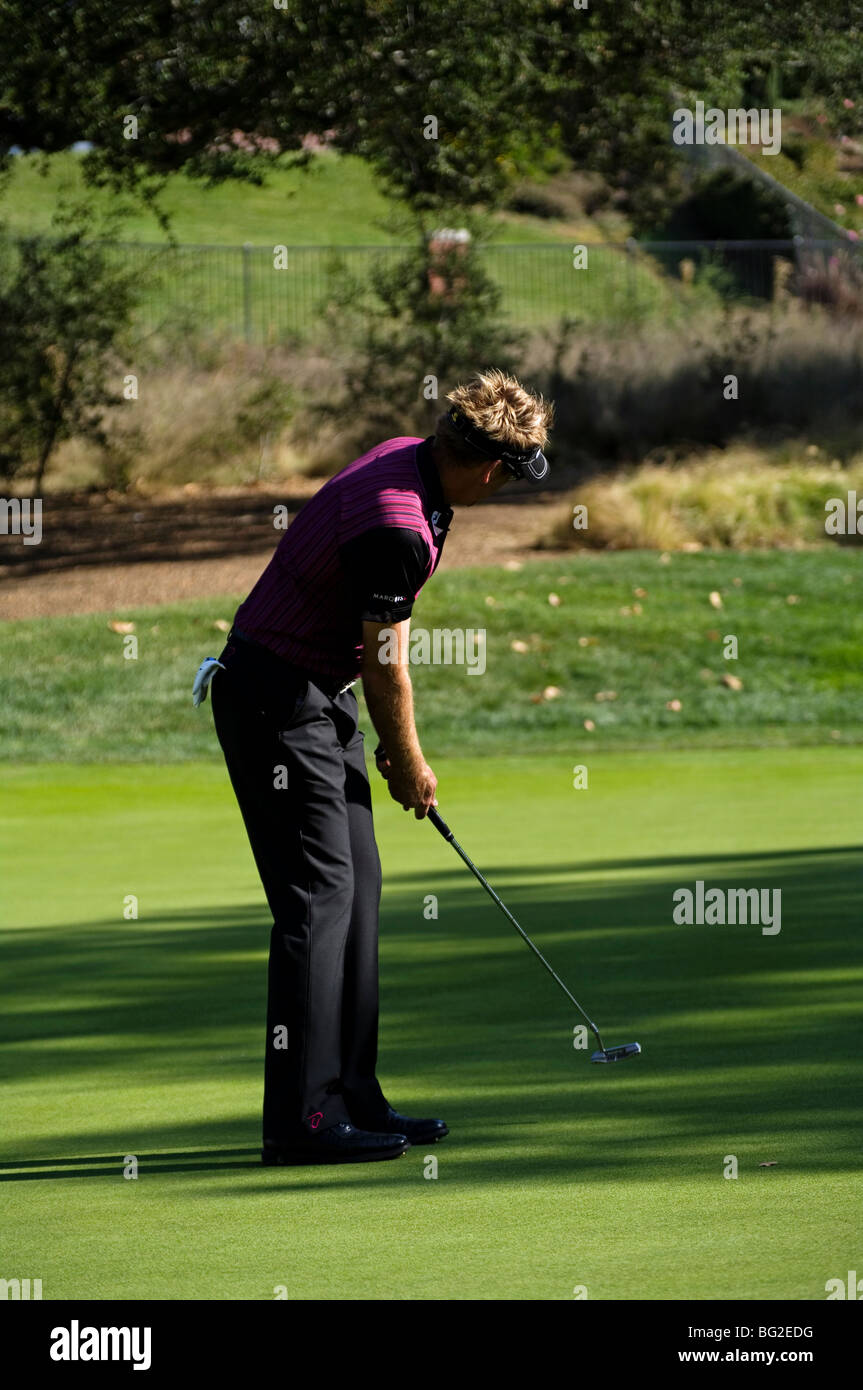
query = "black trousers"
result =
(211, 635, 387, 1139)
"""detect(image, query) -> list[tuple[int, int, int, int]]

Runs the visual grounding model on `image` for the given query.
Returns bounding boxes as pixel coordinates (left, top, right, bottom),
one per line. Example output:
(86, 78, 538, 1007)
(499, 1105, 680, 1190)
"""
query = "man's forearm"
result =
(362, 663, 423, 772)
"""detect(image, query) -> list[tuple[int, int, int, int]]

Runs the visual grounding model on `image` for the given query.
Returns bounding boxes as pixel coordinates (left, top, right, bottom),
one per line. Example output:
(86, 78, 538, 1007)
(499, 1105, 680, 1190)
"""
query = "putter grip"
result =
(428, 807, 454, 842)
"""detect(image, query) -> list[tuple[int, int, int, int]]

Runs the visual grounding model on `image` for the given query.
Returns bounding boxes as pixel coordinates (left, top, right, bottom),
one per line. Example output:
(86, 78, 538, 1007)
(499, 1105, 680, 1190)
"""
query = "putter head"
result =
(591, 1042, 641, 1064)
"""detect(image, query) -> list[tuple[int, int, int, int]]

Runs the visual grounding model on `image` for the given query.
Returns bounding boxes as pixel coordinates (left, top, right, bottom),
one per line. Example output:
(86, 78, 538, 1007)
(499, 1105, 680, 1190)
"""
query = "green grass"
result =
(2, 550, 862, 763)
(1, 750, 861, 1299)
(1, 150, 403, 246)
(0, 148, 610, 246)
(0, 152, 677, 340)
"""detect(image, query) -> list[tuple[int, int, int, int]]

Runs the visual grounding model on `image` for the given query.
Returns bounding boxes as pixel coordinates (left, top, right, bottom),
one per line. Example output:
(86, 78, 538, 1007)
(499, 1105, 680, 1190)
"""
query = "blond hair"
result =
(437, 369, 553, 462)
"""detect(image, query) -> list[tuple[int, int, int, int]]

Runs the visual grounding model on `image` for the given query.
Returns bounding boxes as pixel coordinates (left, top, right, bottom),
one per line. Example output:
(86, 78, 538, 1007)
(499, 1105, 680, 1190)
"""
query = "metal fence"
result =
(682, 139, 850, 242)
(10, 236, 863, 344)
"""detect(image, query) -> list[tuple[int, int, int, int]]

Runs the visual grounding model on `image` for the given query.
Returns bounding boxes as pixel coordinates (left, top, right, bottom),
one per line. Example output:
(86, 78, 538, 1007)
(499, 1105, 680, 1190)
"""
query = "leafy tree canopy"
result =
(1, 1, 859, 223)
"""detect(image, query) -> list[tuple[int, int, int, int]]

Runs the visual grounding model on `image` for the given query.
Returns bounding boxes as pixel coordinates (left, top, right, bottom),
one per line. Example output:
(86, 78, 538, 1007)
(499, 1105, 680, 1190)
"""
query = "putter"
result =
(427, 807, 641, 1065)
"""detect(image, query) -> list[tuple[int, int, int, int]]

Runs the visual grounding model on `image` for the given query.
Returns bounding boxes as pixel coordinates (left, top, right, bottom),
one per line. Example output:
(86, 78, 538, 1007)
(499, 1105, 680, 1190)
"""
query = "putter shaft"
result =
(427, 807, 607, 1054)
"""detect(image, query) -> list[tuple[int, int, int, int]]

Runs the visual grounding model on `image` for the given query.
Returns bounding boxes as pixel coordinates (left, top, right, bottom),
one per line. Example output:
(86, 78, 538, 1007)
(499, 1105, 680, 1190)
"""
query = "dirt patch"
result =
(0, 481, 571, 619)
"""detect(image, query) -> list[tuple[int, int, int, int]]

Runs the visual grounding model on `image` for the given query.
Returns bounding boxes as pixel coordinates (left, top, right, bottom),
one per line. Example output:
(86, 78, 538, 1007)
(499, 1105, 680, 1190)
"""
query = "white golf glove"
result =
(192, 657, 226, 707)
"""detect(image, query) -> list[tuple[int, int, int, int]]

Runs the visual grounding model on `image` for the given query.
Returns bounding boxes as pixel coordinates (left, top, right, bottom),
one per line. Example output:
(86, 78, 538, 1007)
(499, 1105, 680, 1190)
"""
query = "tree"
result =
(0, 207, 139, 488)
(1, 1, 858, 226)
(0, 1, 548, 221)
(315, 224, 515, 454)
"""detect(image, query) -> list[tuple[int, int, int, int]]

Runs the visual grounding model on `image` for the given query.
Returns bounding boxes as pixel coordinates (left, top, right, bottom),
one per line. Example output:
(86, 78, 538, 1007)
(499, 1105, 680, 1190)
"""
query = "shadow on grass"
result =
(3, 845, 862, 1184)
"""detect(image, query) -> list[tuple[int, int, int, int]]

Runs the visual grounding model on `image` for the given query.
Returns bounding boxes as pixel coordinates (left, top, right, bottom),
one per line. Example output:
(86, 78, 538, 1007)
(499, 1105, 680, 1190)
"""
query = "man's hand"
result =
(374, 742, 436, 817)
(386, 758, 438, 819)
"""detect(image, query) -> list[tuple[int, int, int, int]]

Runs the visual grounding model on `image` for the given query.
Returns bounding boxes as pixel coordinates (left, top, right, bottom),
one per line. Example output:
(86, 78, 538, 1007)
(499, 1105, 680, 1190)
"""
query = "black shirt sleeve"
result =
(339, 526, 430, 623)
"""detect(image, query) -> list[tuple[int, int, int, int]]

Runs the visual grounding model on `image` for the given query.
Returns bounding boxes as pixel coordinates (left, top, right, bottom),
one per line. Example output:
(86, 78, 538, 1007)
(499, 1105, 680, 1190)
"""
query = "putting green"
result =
(1, 749, 861, 1300)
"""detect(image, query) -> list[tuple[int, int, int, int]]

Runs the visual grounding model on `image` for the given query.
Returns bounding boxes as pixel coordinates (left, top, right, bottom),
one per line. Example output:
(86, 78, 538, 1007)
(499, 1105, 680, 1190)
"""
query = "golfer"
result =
(201, 369, 553, 1165)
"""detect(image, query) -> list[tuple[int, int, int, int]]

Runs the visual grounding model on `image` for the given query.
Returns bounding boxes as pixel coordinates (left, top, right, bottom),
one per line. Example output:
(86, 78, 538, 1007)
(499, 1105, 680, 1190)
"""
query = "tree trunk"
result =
(34, 346, 79, 493)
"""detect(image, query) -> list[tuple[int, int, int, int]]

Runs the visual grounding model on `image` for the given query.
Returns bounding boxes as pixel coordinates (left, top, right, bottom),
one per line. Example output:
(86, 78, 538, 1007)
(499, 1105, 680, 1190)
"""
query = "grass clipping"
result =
(548, 447, 863, 550)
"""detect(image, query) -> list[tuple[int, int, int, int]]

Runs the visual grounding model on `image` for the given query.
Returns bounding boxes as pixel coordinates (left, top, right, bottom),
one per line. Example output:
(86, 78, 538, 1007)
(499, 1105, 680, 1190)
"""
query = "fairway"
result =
(2, 749, 860, 1301)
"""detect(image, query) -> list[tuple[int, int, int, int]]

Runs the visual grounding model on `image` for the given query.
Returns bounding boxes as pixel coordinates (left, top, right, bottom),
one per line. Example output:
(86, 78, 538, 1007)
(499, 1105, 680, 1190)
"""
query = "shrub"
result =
(528, 306, 863, 470)
(0, 207, 139, 489)
(544, 447, 863, 550)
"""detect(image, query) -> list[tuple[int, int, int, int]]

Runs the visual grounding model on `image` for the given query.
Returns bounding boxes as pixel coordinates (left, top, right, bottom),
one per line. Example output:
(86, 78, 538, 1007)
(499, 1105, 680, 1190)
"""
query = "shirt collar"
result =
(416, 437, 452, 537)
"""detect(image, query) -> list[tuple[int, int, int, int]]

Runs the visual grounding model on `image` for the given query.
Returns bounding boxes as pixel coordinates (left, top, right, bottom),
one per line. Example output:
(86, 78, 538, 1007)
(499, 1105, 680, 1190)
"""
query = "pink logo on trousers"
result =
(307, 1111, 323, 1130)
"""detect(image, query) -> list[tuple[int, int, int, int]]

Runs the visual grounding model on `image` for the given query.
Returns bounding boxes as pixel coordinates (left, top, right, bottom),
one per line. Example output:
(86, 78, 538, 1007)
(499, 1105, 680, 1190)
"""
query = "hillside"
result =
(0, 149, 622, 246)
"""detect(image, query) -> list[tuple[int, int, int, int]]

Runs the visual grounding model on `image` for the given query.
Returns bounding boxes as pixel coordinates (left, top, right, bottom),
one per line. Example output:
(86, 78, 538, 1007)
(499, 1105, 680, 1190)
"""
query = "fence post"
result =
(792, 232, 804, 275)
(242, 242, 253, 343)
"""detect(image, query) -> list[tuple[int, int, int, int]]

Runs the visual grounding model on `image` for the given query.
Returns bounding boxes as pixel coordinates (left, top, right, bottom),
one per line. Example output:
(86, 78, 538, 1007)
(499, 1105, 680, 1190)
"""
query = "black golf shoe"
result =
(262, 1121, 410, 1166)
(351, 1106, 449, 1146)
